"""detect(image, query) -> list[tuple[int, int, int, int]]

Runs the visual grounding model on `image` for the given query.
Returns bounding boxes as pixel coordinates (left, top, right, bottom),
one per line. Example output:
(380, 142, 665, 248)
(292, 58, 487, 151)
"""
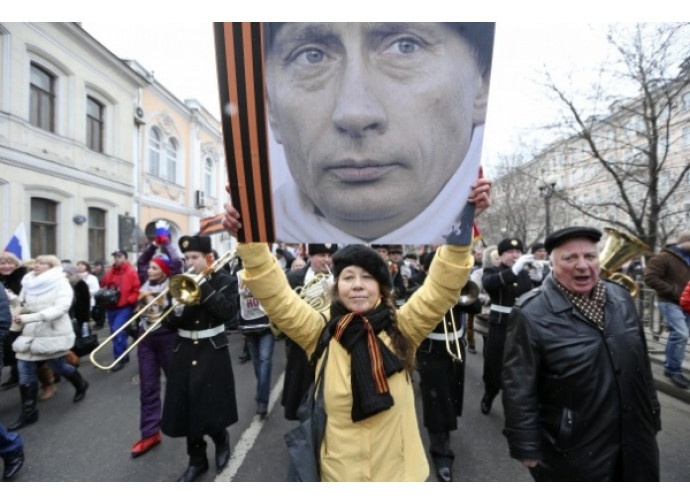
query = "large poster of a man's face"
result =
(216, 22, 494, 245)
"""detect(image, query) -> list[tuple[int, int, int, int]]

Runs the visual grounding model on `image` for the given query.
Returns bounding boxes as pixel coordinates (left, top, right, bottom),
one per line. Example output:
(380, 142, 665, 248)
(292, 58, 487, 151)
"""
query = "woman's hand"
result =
(468, 175, 492, 217)
(222, 185, 242, 239)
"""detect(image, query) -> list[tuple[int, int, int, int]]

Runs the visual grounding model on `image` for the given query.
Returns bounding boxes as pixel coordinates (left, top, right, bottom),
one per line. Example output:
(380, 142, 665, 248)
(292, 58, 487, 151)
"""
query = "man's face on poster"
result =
(265, 22, 489, 240)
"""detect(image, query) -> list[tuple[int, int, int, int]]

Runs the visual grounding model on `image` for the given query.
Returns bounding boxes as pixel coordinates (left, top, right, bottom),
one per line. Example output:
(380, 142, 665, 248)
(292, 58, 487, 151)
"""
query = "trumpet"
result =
(90, 249, 237, 371)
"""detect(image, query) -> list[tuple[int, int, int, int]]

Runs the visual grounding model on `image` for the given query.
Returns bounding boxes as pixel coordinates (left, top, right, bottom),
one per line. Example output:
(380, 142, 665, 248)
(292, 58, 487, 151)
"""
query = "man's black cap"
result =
(111, 249, 128, 258)
(544, 227, 602, 254)
(497, 238, 524, 255)
(178, 235, 212, 254)
(307, 243, 338, 256)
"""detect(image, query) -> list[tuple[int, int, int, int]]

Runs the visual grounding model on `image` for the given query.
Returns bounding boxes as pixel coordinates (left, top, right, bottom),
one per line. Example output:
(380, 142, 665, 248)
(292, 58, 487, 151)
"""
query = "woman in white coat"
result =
(9, 255, 89, 431)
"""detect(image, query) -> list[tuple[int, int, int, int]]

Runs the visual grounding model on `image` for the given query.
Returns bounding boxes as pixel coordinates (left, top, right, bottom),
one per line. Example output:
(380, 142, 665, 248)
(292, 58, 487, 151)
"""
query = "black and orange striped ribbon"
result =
(214, 22, 274, 243)
(334, 312, 389, 395)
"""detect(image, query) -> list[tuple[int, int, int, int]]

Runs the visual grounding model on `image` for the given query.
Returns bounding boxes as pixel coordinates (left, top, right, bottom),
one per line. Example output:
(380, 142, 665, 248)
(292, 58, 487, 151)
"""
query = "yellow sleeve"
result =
(237, 243, 325, 356)
(397, 244, 473, 347)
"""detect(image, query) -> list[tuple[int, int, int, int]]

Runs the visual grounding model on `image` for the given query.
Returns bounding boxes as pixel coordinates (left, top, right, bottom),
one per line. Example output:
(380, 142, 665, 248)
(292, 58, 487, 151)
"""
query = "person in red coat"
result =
(100, 250, 140, 372)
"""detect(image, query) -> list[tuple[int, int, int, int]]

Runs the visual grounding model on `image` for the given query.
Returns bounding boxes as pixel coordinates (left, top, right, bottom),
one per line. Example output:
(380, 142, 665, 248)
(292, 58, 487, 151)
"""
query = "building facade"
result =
(0, 22, 229, 264)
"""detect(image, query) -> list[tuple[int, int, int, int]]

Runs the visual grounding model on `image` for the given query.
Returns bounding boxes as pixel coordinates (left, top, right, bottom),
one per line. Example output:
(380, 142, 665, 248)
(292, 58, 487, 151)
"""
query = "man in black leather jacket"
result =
(502, 227, 660, 481)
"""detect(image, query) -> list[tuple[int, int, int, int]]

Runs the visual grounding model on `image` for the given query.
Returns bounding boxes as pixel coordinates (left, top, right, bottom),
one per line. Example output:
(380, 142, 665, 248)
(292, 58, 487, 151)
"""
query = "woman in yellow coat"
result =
(222, 181, 491, 482)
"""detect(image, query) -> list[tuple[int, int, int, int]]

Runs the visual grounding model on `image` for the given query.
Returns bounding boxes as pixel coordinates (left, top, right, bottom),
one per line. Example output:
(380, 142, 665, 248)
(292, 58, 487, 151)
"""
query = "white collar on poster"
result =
(273, 126, 483, 245)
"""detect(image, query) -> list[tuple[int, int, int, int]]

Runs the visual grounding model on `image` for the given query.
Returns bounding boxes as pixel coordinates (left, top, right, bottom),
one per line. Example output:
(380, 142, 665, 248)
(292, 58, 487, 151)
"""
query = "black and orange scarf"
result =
(327, 303, 404, 422)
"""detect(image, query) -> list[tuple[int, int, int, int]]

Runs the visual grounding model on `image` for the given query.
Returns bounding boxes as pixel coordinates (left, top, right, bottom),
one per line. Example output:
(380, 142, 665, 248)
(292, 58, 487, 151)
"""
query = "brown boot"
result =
(37, 364, 56, 401)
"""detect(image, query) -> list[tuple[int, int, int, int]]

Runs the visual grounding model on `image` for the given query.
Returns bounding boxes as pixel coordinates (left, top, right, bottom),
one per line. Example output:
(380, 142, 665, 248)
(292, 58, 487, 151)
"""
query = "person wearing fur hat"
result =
(8, 255, 89, 431)
(282, 243, 338, 421)
(159, 235, 239, 482)
(221, 177, 492, 481)
(480, 237, 536, 415)
(129, 224, 183, 458)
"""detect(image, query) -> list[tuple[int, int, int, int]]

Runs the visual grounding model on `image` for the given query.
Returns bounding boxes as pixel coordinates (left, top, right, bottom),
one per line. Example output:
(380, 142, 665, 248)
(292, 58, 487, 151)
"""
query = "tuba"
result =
(599, 227, 650, 297)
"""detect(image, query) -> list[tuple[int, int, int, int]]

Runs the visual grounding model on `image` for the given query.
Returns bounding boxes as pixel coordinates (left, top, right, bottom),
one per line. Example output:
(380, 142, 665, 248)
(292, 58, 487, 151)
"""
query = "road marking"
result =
(215, 371, 285, 482)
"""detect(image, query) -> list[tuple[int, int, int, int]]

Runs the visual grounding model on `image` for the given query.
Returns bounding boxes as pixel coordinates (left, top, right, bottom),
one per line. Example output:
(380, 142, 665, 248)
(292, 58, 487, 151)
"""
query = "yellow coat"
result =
(238, 243, 472, 482)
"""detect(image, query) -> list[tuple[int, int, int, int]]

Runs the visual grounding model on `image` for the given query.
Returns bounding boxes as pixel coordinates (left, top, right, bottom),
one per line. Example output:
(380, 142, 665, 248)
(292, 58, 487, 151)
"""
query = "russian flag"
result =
(4, 223, 29, 260)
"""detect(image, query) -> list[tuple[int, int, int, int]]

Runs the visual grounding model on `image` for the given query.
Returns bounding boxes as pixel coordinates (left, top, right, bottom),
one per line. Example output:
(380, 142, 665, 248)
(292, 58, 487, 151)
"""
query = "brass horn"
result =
(90, 249, 237, 371)
(295, 272, 333, 312)
(599, 227, 650, 297)
(442, 280, 480, 362)
(457, 280, 480, 306)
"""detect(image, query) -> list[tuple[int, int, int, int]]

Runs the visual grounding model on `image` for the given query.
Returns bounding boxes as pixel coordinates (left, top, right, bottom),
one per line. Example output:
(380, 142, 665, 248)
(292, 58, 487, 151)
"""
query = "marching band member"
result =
(409, 251, 482, 482)
(160, 235, 239, 482)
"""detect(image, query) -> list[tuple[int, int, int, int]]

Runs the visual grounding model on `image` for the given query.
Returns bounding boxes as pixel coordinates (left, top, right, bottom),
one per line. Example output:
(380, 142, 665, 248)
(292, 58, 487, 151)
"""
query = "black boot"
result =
(8, 383, 39, 431)
(212, 429, 230, 470)
(64, 369, 89, 402)
(177, 439, 208, 482)
(3, 448, 24, 480)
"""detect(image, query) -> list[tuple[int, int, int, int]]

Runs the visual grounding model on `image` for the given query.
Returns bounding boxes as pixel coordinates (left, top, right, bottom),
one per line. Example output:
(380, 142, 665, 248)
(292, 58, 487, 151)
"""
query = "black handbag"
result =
(284, 345, 329, 482)
(94, 287, 120, 307)
(71, 319, 99, 357)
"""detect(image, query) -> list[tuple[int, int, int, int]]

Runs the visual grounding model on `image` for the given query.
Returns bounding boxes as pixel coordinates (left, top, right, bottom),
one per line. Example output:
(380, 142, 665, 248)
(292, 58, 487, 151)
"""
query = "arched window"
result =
(148, 127, 162, 177)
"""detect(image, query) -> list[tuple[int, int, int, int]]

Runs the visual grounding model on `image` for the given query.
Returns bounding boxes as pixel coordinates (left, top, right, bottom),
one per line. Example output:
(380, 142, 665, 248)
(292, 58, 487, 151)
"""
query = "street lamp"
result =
(539, 176, 558, 237)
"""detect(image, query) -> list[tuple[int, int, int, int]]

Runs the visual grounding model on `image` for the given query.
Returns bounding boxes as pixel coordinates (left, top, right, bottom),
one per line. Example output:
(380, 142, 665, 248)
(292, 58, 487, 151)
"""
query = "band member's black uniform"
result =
(161, 235, 239, 482)
(410, 252, 482, 482)
(480, 238, 534, 414)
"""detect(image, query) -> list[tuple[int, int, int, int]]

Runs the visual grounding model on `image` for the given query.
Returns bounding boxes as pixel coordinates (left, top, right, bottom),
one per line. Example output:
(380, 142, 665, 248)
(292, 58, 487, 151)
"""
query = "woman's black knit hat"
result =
(332, 244, 392, 290)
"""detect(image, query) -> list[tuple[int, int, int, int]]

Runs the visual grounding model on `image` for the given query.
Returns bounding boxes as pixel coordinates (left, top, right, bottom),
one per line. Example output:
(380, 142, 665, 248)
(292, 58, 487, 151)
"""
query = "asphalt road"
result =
(0, 330, 688, 483)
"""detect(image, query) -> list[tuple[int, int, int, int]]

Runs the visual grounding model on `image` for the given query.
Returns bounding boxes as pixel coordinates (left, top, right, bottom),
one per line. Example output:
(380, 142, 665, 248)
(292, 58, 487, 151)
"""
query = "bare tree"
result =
(545, 22, 690, 251)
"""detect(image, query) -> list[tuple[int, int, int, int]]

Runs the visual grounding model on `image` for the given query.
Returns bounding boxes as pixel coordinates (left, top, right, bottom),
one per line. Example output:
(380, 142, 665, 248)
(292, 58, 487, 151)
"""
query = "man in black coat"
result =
(161, 236, 239, 482)
(502, 227, 660, 481)
(480, 237, 535, 414)
(282, 243, 337, 420)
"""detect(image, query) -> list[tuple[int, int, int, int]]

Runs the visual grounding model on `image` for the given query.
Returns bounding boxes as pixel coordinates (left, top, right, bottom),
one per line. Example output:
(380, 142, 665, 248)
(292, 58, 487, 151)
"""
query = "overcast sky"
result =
(54, 0, 680, 177)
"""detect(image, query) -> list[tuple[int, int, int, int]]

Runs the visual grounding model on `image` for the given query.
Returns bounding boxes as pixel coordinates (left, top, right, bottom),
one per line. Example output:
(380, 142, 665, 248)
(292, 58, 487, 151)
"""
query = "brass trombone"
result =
(443, 280, 481, 362)
(89, 249, 237, 371)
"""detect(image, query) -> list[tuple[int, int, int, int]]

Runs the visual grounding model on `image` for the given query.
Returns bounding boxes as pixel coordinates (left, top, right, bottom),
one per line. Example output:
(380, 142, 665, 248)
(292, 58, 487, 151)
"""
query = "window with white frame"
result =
(204, 157, 215, 196)
(147, 125, 179, 183)
(88, 207, 106, 261)
(86, 95, 105, 153)
(148, 127, 162, 178)
(30, 63, 55, 132)
(165, 138, 178, 182)
(31, 197, 57, 256)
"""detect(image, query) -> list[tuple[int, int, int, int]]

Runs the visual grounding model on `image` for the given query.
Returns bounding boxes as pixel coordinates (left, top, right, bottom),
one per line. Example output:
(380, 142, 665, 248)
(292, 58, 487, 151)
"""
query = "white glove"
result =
(512, 254, 534, 275)
(528, 266, 544, 283)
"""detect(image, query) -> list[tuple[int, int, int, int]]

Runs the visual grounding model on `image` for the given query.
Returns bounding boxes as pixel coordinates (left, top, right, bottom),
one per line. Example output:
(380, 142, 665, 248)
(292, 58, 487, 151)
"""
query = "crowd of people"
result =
(2, 183, 689, 482)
